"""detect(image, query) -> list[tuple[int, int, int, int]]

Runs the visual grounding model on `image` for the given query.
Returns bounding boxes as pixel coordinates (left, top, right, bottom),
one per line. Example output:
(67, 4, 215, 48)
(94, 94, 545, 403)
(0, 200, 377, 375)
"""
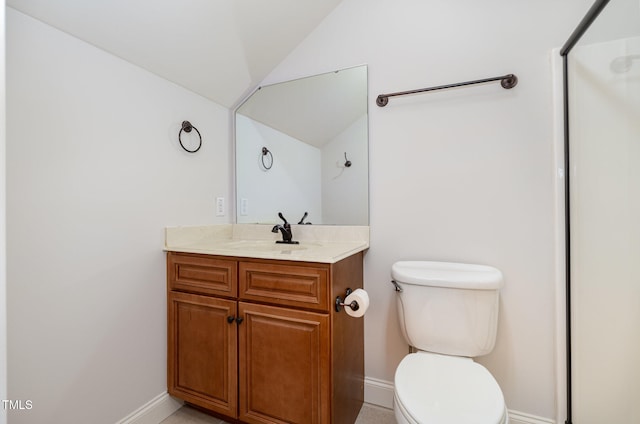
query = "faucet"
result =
(271, 212, 299, 244)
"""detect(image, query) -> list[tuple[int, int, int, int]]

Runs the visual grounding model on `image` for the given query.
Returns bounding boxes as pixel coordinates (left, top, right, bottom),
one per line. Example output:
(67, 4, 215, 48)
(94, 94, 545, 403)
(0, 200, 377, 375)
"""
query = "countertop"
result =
(164, 224, 369, 264)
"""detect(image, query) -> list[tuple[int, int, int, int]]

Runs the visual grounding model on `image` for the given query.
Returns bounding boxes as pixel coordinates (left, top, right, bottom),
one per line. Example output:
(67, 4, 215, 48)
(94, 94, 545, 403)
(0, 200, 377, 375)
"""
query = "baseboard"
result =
(364, 376, 395, 409)
(364, 377, 555, 424)
(508, 410, 555, 424)
(117, 382, 555, 424)
(115, 392, 183, 424)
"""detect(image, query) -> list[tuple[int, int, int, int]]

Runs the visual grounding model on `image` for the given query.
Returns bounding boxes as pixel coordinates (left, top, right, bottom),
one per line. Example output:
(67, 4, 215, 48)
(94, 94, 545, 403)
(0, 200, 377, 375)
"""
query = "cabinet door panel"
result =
(238, 302, 330, 424)
(168, 292, 237, 417)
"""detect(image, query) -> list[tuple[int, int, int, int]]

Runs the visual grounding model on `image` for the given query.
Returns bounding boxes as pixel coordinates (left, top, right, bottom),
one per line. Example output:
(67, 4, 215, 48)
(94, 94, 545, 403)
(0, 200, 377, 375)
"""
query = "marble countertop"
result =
(164, 224, 369, 264)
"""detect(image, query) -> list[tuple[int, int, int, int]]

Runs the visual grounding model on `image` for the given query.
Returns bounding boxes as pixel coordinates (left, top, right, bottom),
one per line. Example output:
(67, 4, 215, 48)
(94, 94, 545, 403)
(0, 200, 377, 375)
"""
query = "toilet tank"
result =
(391, 261, 504, 357)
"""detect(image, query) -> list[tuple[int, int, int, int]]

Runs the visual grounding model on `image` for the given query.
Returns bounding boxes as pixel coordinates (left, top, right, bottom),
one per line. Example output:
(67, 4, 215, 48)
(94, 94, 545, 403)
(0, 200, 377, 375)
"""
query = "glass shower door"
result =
(567, 0, 640, 422)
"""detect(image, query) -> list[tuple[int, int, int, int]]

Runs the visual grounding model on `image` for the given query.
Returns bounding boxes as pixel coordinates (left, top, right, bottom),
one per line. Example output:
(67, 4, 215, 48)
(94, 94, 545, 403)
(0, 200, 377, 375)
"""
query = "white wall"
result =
(236, 114, 322, 224)
(6, 8, 230, 424)
(264, 0, 593, 419)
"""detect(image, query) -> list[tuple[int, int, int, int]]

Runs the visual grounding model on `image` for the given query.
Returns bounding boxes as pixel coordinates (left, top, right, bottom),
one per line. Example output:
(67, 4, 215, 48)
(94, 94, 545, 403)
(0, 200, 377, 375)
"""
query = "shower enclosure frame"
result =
(560, 1, 614, 423)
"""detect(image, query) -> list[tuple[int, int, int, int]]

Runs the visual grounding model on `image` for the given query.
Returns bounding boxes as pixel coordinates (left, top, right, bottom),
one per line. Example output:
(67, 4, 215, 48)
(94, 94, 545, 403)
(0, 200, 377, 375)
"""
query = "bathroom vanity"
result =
(165, 225, 368, 424)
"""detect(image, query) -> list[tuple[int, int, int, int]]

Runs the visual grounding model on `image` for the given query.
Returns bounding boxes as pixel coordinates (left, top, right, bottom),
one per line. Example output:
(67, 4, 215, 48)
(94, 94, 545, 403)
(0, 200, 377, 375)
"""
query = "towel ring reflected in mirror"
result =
(261, 147, 273, 170)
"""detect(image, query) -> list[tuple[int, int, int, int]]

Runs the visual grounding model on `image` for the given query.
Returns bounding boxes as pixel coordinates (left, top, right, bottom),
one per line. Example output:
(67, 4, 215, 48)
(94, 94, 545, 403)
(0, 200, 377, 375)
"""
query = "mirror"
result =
(235, 65, 369, 225)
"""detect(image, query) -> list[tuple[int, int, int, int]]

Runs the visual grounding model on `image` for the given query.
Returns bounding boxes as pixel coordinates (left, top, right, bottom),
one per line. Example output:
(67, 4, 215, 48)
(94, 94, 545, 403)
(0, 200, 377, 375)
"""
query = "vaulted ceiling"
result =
(7, 0, 344, 108)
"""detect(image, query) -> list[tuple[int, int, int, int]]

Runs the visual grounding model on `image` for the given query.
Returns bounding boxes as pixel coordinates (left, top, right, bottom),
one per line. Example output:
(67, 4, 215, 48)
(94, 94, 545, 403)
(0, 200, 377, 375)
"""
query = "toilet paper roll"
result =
(344, 288, 369, 318)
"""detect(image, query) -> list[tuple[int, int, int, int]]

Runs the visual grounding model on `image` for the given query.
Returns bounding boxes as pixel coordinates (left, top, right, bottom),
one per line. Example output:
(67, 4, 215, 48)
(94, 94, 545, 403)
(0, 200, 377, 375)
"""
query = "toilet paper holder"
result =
(335, 288, 360, 313)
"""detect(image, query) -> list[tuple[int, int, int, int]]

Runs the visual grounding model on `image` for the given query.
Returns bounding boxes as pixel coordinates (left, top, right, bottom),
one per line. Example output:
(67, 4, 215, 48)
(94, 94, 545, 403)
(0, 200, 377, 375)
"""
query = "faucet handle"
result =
(278, 212, 289, 226)
(298, 212, 312, 225)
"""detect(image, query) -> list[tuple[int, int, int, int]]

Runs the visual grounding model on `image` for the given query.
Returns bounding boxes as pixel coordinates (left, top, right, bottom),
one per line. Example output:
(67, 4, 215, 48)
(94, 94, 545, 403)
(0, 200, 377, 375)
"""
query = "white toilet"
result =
(391, 261, 508, 424)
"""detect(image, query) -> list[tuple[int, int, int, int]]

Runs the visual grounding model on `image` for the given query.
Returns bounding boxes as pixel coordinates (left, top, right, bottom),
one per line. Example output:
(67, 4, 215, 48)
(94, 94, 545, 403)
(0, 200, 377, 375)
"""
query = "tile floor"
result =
(160, 403, 396, 424)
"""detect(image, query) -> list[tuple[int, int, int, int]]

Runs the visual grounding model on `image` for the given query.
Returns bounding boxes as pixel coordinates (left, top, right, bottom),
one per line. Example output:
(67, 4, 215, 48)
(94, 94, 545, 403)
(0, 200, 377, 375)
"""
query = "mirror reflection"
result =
(235, 65, 369, 225)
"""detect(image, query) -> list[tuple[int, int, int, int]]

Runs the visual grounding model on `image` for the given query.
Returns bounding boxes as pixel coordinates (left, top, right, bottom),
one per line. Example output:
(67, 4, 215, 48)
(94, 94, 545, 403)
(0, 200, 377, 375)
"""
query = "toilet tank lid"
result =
(392, 261, 504, 290)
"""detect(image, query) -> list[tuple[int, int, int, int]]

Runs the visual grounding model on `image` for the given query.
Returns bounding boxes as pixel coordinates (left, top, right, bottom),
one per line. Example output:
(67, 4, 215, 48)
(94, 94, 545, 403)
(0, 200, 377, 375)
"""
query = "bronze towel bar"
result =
(376, 74, 518, 107)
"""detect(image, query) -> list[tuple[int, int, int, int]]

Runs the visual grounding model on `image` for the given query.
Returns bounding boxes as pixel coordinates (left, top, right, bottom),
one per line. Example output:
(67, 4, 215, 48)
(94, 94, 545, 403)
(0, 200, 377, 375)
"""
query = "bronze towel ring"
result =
(179, 121, 202, 153)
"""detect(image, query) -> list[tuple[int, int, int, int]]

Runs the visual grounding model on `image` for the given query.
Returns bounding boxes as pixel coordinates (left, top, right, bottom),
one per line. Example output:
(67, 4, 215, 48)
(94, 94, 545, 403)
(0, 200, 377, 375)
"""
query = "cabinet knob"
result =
(227, 315, 235, 324)
(235, 316, 244, 325)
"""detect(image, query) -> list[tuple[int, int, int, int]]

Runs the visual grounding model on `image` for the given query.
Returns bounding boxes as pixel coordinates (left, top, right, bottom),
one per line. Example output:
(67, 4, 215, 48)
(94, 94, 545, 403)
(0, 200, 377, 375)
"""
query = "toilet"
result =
(391, 261, 508, 424)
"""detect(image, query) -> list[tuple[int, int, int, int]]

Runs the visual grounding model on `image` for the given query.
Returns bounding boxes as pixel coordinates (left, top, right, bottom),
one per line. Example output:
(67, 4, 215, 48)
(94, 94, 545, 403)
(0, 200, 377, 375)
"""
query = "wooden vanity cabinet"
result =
(167, 251, 364, 424)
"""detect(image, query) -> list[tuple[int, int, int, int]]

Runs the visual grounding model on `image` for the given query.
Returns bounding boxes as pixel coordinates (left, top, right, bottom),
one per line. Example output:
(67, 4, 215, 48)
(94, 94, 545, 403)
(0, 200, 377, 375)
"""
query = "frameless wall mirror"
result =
(235, 65, 369, 225)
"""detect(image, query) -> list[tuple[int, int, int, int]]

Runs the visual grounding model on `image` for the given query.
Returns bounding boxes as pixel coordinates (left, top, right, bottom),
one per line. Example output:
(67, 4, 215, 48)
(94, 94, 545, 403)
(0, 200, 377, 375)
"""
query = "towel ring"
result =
(261, 147, 273, 170)
(179, 121, 202, 153)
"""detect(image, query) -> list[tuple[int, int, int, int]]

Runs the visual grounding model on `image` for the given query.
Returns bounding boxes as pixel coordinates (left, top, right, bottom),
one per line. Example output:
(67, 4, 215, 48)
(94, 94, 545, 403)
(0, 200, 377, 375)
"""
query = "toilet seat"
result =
(394, 352, 507, 424)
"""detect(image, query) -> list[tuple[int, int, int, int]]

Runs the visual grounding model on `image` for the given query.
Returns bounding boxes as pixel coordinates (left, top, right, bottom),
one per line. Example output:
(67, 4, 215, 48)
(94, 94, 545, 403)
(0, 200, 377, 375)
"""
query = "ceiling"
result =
(7, 0, 344, 109)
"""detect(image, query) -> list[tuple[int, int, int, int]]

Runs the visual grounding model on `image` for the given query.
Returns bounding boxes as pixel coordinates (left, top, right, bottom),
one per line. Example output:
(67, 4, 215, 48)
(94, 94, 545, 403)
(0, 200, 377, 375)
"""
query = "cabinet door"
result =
(168, 291, 238, 417)
(238, 302, 330, 424)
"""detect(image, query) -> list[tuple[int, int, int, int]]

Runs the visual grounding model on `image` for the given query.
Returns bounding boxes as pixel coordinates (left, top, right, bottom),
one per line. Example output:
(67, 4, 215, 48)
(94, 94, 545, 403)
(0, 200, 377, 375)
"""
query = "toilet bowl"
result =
(394, 352, 508, 424)
(391, 261, 507, 424)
